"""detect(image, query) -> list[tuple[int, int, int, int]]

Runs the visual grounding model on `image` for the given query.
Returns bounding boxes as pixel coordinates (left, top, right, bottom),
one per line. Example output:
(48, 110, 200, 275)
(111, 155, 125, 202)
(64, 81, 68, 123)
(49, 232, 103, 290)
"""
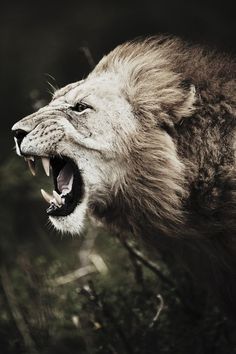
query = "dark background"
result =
(1, 0, 236, 160)
(1, 1, 236, 353)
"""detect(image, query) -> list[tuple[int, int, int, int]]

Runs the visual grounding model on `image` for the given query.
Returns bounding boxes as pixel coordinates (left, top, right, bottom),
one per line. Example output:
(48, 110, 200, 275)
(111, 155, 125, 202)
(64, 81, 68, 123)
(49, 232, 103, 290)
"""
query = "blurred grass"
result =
(0, 155, 236, 354)
(2, 1, 236, 351)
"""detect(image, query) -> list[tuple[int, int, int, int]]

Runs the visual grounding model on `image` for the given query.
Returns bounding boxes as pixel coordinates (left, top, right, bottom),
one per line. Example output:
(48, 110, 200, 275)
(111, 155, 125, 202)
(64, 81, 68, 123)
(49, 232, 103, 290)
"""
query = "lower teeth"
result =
(46, 203, 60, 214)
(41, 189, 66, 208)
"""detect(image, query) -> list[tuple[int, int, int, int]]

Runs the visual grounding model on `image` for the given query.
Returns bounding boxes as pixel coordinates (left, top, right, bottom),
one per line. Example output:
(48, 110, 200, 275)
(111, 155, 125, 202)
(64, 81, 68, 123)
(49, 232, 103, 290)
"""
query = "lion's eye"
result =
(72, 102, 91, 113)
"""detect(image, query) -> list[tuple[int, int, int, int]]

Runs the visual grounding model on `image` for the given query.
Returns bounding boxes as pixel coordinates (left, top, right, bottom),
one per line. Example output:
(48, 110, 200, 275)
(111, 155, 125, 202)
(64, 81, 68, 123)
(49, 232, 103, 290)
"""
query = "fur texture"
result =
(12, 36, 236, 314)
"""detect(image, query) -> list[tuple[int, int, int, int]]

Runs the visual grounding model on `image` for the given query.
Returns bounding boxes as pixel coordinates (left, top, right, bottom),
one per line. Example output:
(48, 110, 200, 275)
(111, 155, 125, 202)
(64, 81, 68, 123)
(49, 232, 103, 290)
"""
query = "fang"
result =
(27, 159, 36, 176)
(41, 157, 50, 176)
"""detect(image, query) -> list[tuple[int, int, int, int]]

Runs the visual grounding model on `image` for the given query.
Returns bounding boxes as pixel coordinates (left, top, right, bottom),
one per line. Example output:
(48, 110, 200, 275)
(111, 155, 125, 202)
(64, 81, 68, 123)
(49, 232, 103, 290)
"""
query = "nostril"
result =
(13, 129, 28, 146)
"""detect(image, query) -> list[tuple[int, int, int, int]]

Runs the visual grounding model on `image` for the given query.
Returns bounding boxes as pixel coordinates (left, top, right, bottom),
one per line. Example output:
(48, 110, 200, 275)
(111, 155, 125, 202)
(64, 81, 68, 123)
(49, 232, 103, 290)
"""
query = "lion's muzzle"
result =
(12, 124, 85, 218)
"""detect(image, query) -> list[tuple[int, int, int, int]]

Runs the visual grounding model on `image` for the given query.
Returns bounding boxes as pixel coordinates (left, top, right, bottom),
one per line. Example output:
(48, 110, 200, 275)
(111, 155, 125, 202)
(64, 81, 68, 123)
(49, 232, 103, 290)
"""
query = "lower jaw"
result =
(49, 196, 89, 235)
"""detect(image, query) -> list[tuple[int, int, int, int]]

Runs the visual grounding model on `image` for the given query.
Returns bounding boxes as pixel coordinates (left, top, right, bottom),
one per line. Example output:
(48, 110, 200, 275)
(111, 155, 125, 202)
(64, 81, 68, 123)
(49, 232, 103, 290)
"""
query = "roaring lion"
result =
(12, 36, 236, 314)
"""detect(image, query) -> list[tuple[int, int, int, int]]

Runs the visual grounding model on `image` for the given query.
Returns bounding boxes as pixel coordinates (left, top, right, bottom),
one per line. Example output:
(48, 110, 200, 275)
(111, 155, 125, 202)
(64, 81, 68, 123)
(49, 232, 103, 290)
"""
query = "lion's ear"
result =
(172, 83, 196, 123)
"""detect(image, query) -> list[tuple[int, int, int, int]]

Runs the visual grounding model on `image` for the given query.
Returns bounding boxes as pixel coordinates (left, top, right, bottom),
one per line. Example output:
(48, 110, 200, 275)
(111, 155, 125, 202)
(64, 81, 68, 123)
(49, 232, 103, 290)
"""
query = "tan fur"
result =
(12, 36, 236, 314)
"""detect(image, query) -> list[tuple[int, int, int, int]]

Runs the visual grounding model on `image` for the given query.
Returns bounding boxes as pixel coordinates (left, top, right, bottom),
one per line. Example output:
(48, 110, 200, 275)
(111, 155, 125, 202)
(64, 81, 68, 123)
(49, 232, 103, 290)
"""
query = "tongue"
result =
(57, 163, 74, 195)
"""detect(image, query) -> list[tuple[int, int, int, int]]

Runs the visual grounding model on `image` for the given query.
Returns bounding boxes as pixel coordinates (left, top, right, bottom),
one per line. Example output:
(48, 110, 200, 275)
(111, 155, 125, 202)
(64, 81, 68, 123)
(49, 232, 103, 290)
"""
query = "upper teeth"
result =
(24, 156, 36, 176)
(24, 156, 71, 211)
(24, 156, 51, 177)
(41, 157, 50, 177)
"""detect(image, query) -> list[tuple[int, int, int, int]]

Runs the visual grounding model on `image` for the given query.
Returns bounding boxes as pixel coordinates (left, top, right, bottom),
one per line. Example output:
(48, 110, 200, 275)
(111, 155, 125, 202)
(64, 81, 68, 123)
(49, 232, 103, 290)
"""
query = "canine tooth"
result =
(53, 190, 63, 205)
(41, 189, 53, 204)
(41, 157, 50, 177)
(27, 159, 36, 176)
(60, 194, 66, 204)
(52, 198, 61, 208)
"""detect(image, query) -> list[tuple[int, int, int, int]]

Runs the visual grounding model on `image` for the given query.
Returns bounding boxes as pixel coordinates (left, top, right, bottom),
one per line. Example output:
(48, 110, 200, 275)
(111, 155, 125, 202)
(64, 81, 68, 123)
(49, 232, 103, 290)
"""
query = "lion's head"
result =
(12, 37, 196, 236)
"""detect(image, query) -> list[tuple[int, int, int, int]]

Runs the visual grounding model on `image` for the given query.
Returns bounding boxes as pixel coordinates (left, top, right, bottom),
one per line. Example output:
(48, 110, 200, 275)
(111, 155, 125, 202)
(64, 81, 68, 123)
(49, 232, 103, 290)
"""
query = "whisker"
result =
(44, 73, 59, 97)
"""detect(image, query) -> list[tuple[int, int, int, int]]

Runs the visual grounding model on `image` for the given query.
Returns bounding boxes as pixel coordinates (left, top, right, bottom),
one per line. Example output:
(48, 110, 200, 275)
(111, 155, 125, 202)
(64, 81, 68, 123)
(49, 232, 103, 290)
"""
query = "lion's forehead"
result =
(54, 72, 124, 106)
(53, 81, 83, 100)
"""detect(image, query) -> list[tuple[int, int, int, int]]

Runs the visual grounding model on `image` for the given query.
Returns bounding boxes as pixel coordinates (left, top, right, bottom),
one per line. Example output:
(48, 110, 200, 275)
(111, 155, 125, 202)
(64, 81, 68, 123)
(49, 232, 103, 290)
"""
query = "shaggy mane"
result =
(91, 36, 236, 241)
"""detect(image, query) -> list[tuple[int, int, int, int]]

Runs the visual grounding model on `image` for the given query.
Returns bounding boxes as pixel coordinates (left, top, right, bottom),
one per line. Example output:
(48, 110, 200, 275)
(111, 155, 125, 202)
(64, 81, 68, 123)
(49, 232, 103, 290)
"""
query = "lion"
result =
(12, 36, 236, 314)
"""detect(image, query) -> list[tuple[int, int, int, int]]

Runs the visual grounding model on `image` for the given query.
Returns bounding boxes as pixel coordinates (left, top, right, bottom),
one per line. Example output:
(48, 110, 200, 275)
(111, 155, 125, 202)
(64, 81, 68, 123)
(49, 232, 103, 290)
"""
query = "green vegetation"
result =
(1, 3, 236, 350)
(0, 156, 236, 354)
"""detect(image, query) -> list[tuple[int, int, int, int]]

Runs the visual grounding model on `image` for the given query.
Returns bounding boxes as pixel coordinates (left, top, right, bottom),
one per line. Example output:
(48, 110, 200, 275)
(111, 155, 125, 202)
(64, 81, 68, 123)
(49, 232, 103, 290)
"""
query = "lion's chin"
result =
(49, 196, 89, 235)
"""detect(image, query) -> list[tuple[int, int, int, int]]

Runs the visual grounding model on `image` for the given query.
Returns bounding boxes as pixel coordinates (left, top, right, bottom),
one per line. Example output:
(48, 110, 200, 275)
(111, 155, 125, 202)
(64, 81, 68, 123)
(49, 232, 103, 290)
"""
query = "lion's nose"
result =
(12, 128, 28, 155)
(13, 129, 28, 147)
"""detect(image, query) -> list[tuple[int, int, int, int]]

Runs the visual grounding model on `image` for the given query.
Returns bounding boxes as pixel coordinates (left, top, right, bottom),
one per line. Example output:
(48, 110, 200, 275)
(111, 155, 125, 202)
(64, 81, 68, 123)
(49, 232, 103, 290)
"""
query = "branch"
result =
(49, 265, 96, 287)
(118, 235, 175, 288)
(119, 235, 202, 317)
(49, 254, 108, 287)
(149, 294, 164, 328)
(0, 265, 38, 354)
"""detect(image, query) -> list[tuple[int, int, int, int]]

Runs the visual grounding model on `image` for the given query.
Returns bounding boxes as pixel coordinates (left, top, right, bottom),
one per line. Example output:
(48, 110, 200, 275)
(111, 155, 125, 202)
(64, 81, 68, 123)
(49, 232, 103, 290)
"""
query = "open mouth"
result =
(25, 155, 84, 217)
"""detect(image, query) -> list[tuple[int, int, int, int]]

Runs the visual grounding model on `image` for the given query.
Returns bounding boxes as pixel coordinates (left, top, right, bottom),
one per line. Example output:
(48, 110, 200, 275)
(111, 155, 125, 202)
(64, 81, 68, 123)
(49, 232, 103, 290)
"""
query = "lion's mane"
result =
(89, 37, 236, 314)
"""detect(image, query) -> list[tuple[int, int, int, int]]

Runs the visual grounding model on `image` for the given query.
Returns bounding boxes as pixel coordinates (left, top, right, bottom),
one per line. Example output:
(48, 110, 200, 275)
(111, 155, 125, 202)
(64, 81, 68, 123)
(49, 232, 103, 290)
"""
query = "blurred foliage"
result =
(2, 1, 236, 353)
(0, 156, 236, 354)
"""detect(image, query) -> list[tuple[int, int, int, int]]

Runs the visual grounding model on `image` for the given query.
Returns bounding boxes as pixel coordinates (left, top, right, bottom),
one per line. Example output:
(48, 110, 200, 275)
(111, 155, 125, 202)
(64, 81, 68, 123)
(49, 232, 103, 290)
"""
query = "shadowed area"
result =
(1, 1, 236, 353)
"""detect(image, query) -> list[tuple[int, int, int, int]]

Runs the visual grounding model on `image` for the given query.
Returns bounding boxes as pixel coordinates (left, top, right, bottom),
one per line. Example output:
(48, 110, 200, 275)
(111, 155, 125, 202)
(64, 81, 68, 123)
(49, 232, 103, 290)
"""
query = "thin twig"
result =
(0, 265, 38, 354)
(126, 244, 144, 285)
(118, 235, 175, 288)
(149, 294, 164, 328)
(49, 254, 108, 287)
(49, 265, 96, 287)
(118, 234, 201, 316)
